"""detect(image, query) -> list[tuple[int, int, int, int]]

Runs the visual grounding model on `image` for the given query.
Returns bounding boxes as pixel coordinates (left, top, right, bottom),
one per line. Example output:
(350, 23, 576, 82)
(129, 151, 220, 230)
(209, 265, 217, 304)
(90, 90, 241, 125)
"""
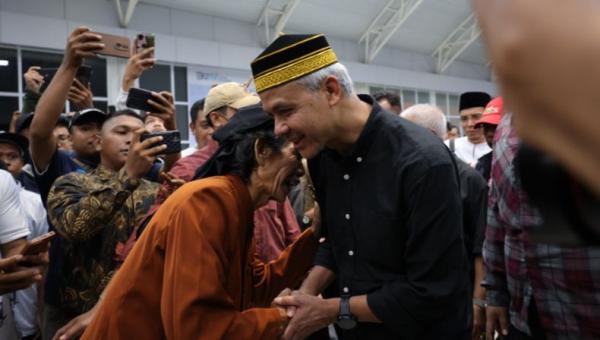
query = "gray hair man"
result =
(254, 34, 469, 339)
(401, 103, 489, 339)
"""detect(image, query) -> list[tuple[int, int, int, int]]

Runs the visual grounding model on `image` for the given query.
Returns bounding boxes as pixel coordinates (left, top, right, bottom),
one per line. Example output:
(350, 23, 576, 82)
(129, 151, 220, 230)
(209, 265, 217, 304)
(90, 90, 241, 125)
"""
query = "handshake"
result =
(271, 288, 340, 340)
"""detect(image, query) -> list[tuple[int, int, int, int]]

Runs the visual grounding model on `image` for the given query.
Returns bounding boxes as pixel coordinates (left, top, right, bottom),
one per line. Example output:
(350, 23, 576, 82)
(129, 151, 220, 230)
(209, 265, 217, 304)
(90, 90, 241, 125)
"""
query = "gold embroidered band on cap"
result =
(254, 48, 338, 93)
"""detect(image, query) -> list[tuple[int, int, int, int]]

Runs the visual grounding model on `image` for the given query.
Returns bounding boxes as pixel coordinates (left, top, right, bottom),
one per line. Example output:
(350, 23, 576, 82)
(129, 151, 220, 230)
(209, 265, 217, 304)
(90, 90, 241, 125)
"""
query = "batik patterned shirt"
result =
(48, 166, 158, 315)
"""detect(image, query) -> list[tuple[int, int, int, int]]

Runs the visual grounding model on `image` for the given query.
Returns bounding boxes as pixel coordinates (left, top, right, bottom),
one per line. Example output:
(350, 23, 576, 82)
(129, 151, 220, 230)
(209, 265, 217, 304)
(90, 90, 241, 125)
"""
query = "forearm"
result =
(473, 256, 486, 300)
(299, 265, 336, 296)
(30, 65, 75, 140)
(22, 90, 40, 114)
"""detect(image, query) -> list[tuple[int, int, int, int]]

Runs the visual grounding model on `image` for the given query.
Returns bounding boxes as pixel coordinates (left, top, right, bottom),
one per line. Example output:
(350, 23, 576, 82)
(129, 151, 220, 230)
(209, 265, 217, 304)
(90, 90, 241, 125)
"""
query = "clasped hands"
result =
(272, 288, 339, 340)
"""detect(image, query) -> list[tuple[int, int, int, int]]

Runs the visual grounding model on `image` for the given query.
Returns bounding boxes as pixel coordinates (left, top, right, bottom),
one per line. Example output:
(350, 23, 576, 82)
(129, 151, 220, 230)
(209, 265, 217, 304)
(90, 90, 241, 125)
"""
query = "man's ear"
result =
(322, 75, 343, 106)
(254, 138, 272, 166)
(93, 133, 102, 152)
(208, 111, 221, 128)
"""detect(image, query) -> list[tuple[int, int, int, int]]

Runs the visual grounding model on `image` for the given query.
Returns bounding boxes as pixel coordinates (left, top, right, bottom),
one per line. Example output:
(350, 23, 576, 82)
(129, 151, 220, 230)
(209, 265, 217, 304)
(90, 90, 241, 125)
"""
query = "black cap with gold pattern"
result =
(251, 34, 338, 93)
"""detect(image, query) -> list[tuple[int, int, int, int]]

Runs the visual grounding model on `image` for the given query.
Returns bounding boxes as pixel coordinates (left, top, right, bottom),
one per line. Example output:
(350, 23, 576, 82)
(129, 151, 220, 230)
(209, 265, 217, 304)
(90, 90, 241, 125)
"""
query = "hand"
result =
(24, 66, 44, 94)
(61, 27, 103, 70)
(472, 304, 486, 340)
(274, 294, 337, 340)
(0, 255, 43, 295)
(147, 91, 176, 130)
(68, 79, 93, 111)
(124, 128, 166, 179)
(158, 172, 186, 197)
(307, 204, 321, 238)
(122, 47, 155, 91)
(52, 302, 98, 340)
(485, 305, 509, 340)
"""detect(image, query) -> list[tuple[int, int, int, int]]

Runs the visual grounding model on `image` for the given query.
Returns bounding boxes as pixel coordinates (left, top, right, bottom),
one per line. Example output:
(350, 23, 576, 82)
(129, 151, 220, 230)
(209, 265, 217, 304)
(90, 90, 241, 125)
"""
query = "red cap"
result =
(475, 96, 503, 127)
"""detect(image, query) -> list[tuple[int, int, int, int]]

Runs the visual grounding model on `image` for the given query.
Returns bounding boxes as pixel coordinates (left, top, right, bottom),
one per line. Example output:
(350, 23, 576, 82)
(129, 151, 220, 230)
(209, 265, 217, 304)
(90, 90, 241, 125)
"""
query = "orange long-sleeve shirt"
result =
(82, 175, 319, 340)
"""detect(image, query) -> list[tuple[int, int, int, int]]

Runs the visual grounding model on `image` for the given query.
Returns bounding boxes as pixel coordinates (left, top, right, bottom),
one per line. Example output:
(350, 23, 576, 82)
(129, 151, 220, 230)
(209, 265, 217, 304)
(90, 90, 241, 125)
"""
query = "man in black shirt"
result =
(253, 34, 470, 339)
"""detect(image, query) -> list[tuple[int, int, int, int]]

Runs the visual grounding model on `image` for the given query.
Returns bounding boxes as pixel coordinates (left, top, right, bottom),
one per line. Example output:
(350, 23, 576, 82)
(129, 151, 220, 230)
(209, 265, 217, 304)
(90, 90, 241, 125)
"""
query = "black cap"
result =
(0, 132, 29, 156)
(69, 108, 107, 128)
(194, 104, 274, 180)
(459, 92, 492, 111)
(56, 114, 70, 128)
(15, 112, 34, 135)
(251, 34, 338, 93)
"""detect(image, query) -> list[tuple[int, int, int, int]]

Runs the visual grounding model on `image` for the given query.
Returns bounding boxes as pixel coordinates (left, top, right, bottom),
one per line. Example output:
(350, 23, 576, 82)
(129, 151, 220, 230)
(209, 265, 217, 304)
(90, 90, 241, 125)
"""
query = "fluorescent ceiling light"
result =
(0, 60, 9, 67)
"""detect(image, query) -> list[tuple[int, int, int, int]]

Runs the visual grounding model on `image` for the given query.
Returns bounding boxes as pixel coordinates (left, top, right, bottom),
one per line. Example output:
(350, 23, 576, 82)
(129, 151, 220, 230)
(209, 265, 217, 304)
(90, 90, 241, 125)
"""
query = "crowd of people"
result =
(1, 1, 600, 339)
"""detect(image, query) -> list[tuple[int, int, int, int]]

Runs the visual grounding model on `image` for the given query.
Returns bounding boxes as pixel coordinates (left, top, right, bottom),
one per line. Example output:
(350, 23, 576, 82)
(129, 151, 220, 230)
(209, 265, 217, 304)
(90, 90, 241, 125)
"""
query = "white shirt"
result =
(445, 136, 491, 167)
(0, 170, 29, 338)
(13, 188, 49, 337)
(0, 170, 29, 245)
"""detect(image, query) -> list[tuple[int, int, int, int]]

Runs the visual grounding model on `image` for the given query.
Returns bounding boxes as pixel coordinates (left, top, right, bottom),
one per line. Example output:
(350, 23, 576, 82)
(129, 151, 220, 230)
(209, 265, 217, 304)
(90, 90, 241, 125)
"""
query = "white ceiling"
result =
(139, 0, 488, 65)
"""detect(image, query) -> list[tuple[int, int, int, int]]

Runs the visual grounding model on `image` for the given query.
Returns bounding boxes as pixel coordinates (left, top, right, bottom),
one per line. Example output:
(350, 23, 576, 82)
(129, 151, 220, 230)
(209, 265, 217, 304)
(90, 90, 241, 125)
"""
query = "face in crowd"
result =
(97, 115, 144, 170)
(254, 138, 302, 203)
(260, 76, 345, 159)
(70, 121, 102, 158)
(460, 106, 486, 144)
(190, 113, 213, 149)
(54, 125, 73, 152)
(0, 143, 24, 176)
(145, 115, 167, 133)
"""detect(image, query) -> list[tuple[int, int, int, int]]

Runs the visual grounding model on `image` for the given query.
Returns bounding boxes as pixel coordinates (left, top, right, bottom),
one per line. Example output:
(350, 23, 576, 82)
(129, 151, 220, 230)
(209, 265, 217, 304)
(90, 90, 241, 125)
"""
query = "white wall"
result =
(0, 0, 496, 95)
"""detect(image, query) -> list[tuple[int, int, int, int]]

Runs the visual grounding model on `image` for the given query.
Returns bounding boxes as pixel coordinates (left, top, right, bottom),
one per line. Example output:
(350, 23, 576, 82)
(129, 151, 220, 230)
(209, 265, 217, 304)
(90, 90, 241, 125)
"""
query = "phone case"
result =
(98, 32, 131, 58)
(141, 131, 182, 154)
(126, 88, 155, 112)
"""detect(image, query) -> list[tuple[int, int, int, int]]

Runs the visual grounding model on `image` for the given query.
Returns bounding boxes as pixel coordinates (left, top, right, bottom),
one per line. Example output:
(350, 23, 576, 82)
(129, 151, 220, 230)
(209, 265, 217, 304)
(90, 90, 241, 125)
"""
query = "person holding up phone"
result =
(46, 109, 160, 338)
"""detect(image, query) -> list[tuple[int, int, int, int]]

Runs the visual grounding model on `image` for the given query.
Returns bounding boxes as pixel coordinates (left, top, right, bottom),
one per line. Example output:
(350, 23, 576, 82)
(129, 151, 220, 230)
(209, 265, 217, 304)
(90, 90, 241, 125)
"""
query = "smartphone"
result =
(20, 231, 56, 256)
(134, 33, 155, 54)
(97, 32, 131, 58)
(140, 130, 182, 154)
(126, 87, 156, 112)
(39, 65, 93, 93)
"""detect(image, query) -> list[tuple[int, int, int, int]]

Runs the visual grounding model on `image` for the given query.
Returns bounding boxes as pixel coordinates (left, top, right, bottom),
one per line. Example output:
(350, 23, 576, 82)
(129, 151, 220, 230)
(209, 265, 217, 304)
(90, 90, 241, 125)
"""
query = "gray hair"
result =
(400, 104, 447, 139)
(292, 62, 354, 96)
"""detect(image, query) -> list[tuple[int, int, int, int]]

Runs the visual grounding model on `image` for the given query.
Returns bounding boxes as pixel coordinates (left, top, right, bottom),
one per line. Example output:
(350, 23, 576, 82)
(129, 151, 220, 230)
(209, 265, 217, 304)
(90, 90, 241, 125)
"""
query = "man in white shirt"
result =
(0, 169, 45, 339)
(445, 92, 492, 166)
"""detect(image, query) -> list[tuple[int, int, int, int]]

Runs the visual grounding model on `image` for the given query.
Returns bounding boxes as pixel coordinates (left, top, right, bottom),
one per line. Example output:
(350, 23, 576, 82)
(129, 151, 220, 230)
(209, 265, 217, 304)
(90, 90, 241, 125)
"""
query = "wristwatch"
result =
(335, 295, 357, 330)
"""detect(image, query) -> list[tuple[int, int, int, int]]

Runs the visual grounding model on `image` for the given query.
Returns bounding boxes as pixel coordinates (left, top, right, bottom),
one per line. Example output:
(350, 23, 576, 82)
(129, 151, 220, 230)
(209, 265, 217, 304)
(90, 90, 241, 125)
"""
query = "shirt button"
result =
(344, 213, 350, 220)
(356, 156, 363, 163)
(343, 287, 349, 293)
(343, 174, 350, 180)
(348, 250, 354, 256)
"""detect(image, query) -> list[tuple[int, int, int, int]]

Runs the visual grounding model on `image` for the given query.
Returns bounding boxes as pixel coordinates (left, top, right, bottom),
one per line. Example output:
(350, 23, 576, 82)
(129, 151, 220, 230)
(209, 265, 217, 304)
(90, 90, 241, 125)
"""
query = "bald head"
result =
(401, 104, 447, 139)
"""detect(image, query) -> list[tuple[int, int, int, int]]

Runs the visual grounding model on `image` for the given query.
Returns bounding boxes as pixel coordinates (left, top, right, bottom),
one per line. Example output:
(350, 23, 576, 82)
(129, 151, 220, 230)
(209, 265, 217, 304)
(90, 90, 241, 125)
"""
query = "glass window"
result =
(175, 105, 189, 141)
(0, 48, 18, 92)
(0, 96, 19, 130)
(417, 91, 430, 104)
(22, 50, 62, 72)
(402, 89, 415, 110)
(436, 93, 448, 114)
(449, 94, 460, 116)
(369, 86, 384, 95)
(140, 64, 171, 93)
(84, 57, 108, 97)
(174, 66, 187, 102)
(93, 100, 108, 113)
